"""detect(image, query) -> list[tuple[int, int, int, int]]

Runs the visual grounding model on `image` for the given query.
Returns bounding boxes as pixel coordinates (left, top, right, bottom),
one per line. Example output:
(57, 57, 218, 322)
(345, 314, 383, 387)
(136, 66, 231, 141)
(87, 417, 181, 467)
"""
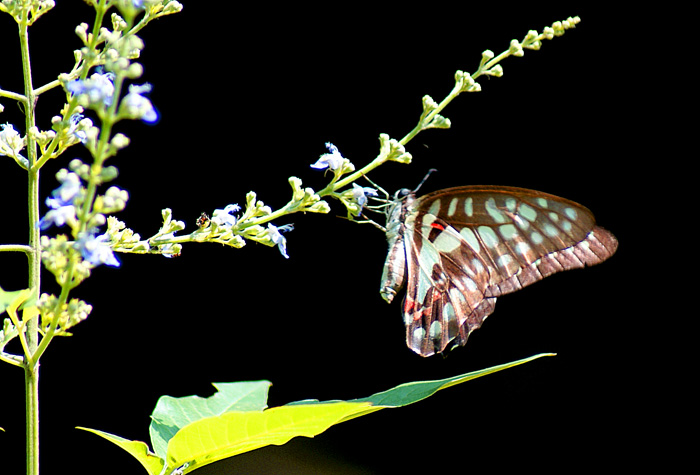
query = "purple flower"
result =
(46, 172, 81, 208)
(67, 113, 88, 143)
(75, 231, 120, 267)
(211, 204, 241, 227)
(38, 172, 82, 230)
(268, 223, 293, 259)
(0, 123, 24, 158)
(38, 206, 76, 230)
(67, 72, 115, 107)
(157, 233, 180, 258)
(310, 142, 344, 171)
(351, 183, 378, 214)
(120, 83, 158, 123)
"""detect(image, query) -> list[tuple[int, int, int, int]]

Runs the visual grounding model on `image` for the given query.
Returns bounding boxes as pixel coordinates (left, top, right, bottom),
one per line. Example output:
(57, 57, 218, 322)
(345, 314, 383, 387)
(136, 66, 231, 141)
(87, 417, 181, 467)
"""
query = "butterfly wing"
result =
(399, 185, 617, 356)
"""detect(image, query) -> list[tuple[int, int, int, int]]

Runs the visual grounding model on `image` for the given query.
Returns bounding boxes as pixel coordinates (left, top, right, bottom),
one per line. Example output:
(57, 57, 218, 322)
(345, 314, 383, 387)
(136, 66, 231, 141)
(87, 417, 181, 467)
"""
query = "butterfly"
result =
(379, 185, 618, 357)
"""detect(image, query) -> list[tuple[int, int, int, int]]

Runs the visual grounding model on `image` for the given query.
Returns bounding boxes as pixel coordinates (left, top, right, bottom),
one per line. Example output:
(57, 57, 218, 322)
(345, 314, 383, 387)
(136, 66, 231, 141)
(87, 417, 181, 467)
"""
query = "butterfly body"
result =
(380, 185, 618, 357)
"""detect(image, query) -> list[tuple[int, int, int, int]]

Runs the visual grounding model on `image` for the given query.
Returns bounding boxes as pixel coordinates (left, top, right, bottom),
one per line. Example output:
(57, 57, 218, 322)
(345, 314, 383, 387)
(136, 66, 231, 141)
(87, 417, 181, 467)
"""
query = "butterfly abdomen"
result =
(380, 193, 415, 304)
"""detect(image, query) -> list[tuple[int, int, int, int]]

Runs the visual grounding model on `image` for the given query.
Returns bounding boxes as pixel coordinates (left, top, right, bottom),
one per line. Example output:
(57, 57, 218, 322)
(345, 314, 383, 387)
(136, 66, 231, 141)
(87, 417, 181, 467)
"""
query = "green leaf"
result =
(291, 353, 556, 424)
(166, 401, 372, 473)
(357, 352, 555, 407)
(83, 354, 554, 474)
(0, 286, 35, 315)
(76, 427, 164, 475)
(149, 381, 271, 459)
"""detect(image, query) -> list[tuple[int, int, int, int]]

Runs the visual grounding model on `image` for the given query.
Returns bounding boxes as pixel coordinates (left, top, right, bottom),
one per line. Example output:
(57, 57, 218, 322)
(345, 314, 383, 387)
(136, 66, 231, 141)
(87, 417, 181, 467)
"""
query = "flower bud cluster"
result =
(113, 0, 183, 25)
(419, 95, 451, 130)
(37, 293, 93, 336)
(287, 177, 331, 215)
(378, 134, 411, 164)
(452, 16, 582, 99)
(0, 123, 27, 168)
(183, 193, 292, 258)
(309, 142, 383, 218)
(455, 70, 481, 94)
(103, 210, 183, 258)
(38, 163, 127, 284)
(0, 0, 55, 25)
(65, 71, 158, 125)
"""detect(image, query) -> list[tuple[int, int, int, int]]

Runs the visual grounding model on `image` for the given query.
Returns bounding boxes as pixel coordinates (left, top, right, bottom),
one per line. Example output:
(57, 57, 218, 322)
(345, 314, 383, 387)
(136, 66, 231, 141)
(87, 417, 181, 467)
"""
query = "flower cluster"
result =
(0, 0, 55, 24)
(0, 123, 27, 168)
(103, 210, 183, 258)
(67, 72, 115, 108)
(102, 194, 296, 259)
(39, 167, 124, 271)
(191, 198, 295, 259)
(310, 142, 379, 217)
(38, 171, 82, 231)
(66, 72, 158, 124)
(37, 293, 93, 336)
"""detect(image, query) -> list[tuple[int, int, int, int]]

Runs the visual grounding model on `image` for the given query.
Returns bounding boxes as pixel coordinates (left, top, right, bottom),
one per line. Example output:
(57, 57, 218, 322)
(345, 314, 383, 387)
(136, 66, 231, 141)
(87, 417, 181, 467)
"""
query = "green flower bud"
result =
(111, 12, 128, 32)
(126, 63, 144, 79)
(542, 26, 555, 40)
(485, 64, 503, 77)
(38, 294, 93, 335)
(75, 23, 89, 43)
(110, 133, 130, 150)
(424, 114, 451, 130)
(509, 39, 524, 57)
(308, 200, 331, 214)
(379, 134, 412, 164)
(422, 95, 439, 114)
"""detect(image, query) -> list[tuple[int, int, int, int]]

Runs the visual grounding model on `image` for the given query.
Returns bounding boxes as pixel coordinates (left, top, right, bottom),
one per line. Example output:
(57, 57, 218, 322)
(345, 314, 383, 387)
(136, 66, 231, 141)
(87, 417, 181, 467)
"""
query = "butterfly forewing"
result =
(382, 185, 618, 357)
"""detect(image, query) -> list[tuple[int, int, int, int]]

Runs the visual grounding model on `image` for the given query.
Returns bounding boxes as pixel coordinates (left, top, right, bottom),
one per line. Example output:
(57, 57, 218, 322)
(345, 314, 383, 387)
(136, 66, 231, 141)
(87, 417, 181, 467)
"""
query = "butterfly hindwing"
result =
(383, 185, 618, 357)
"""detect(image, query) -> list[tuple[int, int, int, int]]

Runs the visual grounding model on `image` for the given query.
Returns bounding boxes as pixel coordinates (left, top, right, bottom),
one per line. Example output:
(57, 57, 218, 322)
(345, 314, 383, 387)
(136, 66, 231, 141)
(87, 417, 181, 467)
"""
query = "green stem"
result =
(0, 244, 33, 254)
(0, 352, 24, 367)
(30, 283, 72, 365)
(25, 363, 40, 475)
(0, 87, 27, 102)
(317, 155, 387, 197)
(326, 47, 521, 195)
(18, 8, 41, 475)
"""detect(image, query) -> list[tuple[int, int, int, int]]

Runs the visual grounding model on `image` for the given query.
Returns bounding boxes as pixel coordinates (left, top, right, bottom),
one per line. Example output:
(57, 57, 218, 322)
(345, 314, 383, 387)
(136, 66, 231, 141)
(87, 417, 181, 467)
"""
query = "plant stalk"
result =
(19, 12, 41, 475)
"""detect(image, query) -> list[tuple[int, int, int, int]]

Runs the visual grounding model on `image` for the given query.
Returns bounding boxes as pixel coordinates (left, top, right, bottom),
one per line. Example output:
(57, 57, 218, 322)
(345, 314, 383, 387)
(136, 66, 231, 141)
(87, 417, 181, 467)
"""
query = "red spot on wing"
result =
(431, 222, 445, 231)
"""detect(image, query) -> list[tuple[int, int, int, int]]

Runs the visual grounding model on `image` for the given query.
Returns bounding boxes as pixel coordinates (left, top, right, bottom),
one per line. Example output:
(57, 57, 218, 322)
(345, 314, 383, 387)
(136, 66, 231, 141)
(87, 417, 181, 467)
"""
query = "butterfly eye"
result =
(395, 189, 411, 199)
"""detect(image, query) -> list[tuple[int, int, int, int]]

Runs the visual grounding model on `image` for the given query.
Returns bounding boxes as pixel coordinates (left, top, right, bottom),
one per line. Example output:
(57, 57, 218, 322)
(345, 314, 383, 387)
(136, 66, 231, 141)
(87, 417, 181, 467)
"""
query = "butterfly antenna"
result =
(414, 168, 438, 193)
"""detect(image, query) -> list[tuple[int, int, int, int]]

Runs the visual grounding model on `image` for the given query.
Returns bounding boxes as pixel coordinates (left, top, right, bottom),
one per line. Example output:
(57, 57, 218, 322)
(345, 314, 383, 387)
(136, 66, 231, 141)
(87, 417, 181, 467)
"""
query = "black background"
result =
(1, 2, 658, 474)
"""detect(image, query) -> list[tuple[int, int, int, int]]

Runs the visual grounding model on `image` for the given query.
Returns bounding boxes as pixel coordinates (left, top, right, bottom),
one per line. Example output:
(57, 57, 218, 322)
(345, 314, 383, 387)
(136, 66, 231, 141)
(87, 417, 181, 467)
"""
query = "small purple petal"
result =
(76, 232, 120, 267)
